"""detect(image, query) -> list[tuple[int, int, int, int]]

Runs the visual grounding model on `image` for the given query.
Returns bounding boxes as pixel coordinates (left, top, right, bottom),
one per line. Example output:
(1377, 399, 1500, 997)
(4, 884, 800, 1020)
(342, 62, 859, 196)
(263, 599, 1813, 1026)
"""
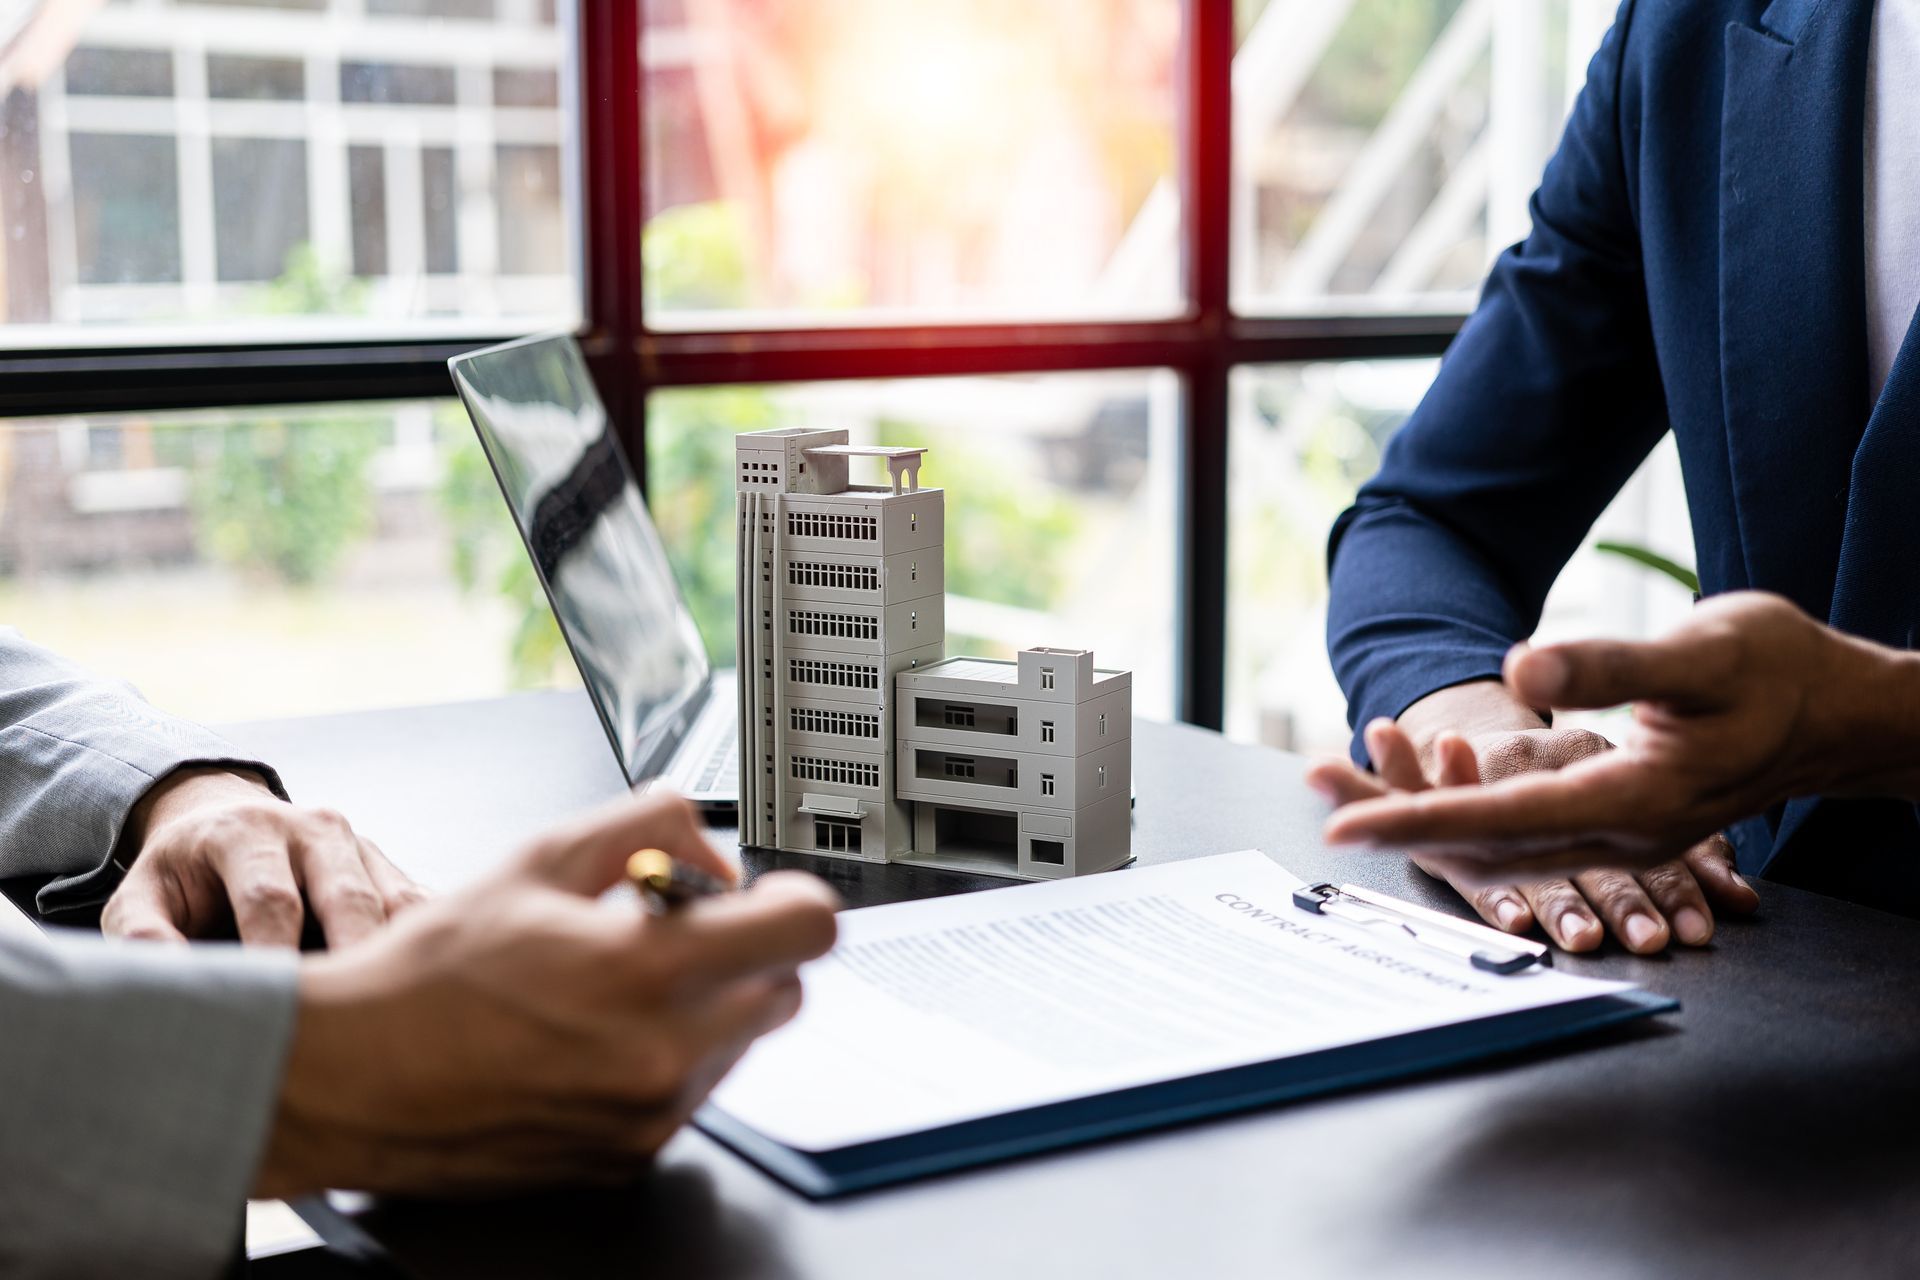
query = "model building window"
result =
(1040, 721, 1056, 743)
(943, 756, 976, 779)
(1040, 774, 1055, 796)
(1031, 840, 1066, 866)
(1098, 765, 1108, 788)
(1099, 713, 1108, 736)
(1040, 668, 1056, 690)
(815, 817, 861, 854)
(943, 705, 975, 727)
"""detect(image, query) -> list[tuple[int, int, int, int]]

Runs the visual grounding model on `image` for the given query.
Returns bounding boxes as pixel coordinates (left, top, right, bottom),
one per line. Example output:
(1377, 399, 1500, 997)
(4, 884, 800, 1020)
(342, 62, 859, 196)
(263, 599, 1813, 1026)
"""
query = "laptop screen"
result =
(450, 333, 710, 786)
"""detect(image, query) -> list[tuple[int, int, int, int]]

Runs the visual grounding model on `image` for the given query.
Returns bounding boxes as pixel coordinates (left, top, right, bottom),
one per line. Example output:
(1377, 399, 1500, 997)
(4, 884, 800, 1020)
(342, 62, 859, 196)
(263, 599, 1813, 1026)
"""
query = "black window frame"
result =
(0, 0, 1460, 731)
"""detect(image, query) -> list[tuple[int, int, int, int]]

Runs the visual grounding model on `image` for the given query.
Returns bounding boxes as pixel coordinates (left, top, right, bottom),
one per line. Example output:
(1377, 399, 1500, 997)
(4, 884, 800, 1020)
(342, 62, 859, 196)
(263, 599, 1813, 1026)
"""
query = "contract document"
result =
(702, 851, 1671, 1194)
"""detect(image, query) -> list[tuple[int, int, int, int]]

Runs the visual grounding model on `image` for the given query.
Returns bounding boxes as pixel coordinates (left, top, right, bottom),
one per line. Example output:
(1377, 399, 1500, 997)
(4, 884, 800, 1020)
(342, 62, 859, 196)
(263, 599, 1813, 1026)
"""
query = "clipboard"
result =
(696, 861, 1677, 1199)
(1292, 882, 1553, 975)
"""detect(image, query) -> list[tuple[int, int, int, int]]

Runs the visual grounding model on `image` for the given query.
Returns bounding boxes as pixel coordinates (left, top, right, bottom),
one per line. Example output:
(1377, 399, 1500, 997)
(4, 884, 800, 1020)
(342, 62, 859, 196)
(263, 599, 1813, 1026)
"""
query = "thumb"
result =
(1504, 637, 1712, 713)
(511, 790, 735, 896)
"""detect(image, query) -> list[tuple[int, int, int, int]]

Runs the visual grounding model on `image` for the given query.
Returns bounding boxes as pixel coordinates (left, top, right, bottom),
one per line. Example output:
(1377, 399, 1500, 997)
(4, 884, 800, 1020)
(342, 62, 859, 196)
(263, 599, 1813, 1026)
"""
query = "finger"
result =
(358, 837, 431, 916)
(1517, 879, 1604, 952)
(1571, 868, 1671, 954)
(1505, 637, 1717, 713)
(1324, 753, 1657, 850)
(1432, 860, 1533, 933)
(660, 871, 840, 985)
(1364, 719, 1428, 791)
(1635, 858, 1715, 946)
(100, 868, 191, 944)
(217, 845, 306, 949)
(296, 814, 387, 949)
(1303, 759, 1389, 807)
(517, 791, 735, 896)
(1682, 837, 1761, 915)
(1433, 732, 1482, 787)
(626, 975, 807, 1142)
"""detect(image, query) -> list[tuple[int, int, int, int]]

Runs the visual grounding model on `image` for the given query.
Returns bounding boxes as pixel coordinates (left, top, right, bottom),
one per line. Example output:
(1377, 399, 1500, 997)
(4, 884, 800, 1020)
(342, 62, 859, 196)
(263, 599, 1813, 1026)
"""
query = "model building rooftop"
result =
(899, 649, 1129, 701)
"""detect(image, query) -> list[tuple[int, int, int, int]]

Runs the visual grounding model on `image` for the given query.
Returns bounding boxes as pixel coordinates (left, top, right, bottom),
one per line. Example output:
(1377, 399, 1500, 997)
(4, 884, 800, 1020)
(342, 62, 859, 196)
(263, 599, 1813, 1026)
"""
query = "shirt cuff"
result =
(34, 753, 290, 919)
(1341, 646, 1510, 767)
(0, 932, 299, 1279)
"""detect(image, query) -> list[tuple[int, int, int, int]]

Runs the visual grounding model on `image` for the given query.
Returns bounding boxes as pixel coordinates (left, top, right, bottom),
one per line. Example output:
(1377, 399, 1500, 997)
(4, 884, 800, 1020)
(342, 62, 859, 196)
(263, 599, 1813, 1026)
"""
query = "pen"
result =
(626, 847, 733, 912)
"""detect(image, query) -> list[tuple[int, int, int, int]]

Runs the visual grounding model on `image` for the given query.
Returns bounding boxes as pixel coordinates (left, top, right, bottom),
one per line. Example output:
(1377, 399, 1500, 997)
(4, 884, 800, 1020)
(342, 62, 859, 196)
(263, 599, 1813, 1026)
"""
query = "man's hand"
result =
(1321, 593, 1920, 877)
(1307, 681, 1757, 953)
(253, 791, 838, 1198)
(103, 767, 425, 949)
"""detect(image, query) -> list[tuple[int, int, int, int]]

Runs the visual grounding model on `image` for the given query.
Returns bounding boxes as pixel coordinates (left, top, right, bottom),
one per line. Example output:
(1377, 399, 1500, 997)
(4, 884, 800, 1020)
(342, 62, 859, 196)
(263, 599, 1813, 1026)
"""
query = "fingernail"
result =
(1557, 911, 1594, 946)
(1728, 870, 1752, 892)
(1623, 913, 1662, 950)
(1674, 906, 1712, 945)
(1494, 898, 1526, 931)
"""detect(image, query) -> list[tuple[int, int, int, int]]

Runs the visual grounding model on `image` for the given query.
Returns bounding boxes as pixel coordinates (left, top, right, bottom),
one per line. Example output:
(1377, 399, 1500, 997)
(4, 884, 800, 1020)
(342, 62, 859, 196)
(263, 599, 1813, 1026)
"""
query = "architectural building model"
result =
(734, 427, 1132, 880)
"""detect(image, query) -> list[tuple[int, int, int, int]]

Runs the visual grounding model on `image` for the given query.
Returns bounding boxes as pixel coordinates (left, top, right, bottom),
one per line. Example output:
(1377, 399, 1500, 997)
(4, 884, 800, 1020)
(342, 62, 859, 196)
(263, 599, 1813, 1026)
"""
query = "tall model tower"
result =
(734, 428, 946, 859)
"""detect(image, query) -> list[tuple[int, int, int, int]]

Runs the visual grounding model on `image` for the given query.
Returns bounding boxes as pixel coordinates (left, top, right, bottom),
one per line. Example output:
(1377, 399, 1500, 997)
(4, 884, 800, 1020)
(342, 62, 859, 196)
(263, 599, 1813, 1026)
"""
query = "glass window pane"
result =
(640, 0, 1184, 326)
(0, 401, 578, 723)
(1227, 361, 1692, 754)
(1232, 0, 1615, 313)
(69, 133, 182, 284)
(211, 138, 310, 282)
(348, 146, 390, 277)
(340, 61, 458, 106)
(648, 372, 1181, 720)
(0, 0, 577, 340)
(207, 55, 307, 102)
(496, 143, 564, 276)
(63, 47, 175, 98)
(421, 147, 460, 275)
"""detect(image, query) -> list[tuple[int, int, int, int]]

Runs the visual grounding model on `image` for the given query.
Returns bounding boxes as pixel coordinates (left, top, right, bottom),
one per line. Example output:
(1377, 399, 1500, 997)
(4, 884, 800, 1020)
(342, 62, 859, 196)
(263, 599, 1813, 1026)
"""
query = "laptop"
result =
(448, 333, 738, 813)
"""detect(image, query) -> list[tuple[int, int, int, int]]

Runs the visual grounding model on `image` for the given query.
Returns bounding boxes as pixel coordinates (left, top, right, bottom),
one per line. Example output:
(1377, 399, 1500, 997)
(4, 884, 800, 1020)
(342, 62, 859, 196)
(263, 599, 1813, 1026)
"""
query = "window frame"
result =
(0, 0, 1462, 731)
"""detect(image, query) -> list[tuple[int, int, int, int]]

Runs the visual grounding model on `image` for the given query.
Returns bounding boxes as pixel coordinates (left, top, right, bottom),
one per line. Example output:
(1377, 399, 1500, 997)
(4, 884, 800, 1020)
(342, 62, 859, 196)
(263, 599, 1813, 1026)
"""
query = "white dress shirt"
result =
(1866, 0, 1920, 403)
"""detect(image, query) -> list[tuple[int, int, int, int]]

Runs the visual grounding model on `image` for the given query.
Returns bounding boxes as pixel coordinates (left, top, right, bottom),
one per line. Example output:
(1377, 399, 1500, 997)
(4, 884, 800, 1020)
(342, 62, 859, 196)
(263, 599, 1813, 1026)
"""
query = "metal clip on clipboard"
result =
(1292, 882, 1551, 975)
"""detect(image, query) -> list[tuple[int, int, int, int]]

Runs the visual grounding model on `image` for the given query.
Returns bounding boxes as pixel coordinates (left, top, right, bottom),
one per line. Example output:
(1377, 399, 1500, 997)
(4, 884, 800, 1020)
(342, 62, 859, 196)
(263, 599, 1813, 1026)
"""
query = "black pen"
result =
(626, 848, 733, 912)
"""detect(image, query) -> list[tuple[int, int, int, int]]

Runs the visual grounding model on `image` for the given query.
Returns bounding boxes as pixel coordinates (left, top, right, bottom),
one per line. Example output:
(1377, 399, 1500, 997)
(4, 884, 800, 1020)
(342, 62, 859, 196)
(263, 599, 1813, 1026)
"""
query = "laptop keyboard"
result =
(693, 726, 738, 793)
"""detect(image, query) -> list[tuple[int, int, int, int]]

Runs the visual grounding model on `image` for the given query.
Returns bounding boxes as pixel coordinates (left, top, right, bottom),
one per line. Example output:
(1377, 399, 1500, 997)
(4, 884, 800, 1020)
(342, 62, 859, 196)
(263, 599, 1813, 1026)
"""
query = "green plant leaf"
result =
(1593, 540, 1699, 593)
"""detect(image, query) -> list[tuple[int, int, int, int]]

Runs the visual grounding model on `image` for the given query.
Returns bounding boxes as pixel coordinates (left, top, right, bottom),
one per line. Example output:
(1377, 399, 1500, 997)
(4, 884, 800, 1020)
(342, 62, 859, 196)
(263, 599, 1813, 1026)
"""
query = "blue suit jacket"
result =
(1326, 0, 1920, 913)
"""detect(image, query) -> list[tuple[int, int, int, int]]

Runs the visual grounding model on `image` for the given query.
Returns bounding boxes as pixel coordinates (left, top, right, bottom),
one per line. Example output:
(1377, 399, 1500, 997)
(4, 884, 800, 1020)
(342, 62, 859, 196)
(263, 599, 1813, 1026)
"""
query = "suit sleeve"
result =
(0, 628, 288, 916)
(0, 929, 298, 1280)
(1326, 0, 1671, 764)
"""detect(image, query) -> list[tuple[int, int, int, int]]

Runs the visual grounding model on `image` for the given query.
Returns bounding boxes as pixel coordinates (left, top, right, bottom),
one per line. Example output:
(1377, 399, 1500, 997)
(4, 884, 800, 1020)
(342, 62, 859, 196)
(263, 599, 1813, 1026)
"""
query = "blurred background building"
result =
(0, 0, 1694, 749)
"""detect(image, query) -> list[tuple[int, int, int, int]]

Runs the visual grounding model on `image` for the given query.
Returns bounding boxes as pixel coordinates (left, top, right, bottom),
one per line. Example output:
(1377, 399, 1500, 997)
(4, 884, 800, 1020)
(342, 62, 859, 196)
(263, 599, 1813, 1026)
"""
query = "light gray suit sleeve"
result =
(0, 929, 298, 1280)
(0, 627, 287, 917)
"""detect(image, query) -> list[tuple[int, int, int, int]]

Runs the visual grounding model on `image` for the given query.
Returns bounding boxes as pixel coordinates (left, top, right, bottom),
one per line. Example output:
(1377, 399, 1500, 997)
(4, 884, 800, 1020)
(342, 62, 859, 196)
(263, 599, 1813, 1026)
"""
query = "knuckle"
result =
(1577, 871, 1646, 917)
(304, 806, 353, 833)
(241, 880, 302, 921)
(1542, 729, 1611, 766)
(1480, 735, 1538, 779)
(386, 884, 432, 912)
(1635, 861, 1694, 898)
(320, 882, 382, 917)
(1521, 879, 1581, 915)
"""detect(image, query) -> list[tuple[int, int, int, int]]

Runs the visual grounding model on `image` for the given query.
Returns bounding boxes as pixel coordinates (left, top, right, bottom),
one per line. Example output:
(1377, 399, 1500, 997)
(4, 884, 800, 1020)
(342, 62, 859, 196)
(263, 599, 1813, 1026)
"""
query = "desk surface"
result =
(219, 691, 1920, 1280)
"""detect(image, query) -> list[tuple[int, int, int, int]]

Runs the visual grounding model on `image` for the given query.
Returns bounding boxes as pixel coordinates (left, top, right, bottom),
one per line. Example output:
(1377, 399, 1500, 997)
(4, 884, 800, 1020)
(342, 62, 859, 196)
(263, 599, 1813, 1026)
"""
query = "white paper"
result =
(711, 851, 1634, 1151)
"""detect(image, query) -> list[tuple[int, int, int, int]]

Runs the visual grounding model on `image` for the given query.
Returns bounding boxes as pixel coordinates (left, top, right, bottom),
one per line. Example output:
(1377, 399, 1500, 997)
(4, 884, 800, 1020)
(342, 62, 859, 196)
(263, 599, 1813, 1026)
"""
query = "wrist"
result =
(253, 955, 375, 1198)
(122, 766, 277, 862)
(1397, 680, 1549, 757)
(1812, 638, 1920, 800)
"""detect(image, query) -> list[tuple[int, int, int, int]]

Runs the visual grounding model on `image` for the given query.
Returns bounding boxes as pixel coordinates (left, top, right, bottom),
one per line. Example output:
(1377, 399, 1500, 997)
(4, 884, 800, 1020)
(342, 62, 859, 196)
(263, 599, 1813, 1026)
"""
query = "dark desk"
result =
(216, 691, 1920, 1278)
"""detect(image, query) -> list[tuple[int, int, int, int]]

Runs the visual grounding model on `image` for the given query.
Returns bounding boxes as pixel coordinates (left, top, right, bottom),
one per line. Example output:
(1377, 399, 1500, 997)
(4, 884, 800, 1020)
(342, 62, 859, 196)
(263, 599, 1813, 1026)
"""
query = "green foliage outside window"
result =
(193, 411, 384, 586)
(437, 418, 571, 687)
(648, 389, 1086, 668)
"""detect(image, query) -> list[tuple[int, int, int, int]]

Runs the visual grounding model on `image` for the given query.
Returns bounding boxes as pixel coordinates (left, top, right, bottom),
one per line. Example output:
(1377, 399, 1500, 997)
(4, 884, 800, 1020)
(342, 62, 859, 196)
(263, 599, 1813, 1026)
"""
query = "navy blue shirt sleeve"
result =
(1326, 0, 1671, 765)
